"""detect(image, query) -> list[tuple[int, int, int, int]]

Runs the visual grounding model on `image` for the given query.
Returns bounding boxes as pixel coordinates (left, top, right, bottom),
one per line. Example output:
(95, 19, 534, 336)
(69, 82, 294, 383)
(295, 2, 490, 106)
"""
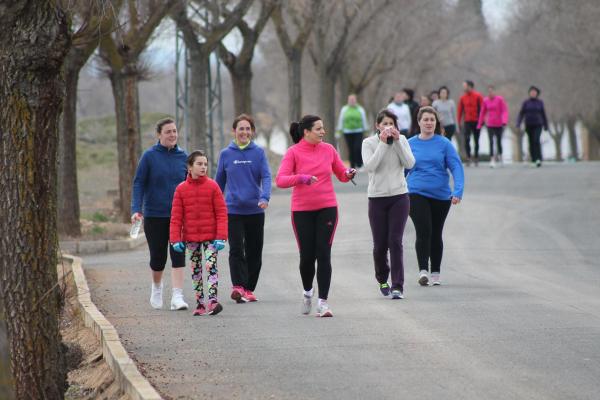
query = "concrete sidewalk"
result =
(84, 163, 600, 400)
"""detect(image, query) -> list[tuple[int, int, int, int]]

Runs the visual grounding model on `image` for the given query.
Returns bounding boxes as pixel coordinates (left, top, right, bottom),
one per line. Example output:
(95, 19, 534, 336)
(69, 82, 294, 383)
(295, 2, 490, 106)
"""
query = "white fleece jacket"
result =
(361, 133, 415, 198)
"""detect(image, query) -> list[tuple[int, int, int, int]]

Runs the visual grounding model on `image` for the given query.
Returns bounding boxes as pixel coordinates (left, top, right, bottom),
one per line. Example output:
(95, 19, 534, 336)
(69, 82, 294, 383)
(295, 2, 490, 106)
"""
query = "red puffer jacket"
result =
(170, 175, 228, 243)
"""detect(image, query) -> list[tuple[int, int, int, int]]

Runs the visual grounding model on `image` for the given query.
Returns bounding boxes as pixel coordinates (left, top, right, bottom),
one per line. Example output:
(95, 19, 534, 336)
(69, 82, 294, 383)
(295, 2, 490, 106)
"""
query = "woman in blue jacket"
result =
(406, 107, 464, 286)
(216, 114, 272, 303)
(131, 118, 189, 311)
(516, 86, 548, 167)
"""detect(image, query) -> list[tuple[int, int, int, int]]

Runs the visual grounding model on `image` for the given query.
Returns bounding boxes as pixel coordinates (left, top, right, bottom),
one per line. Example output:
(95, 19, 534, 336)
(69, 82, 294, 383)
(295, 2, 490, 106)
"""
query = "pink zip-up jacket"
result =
(276, 139, 350, 211)
(477, 95, 509, 129)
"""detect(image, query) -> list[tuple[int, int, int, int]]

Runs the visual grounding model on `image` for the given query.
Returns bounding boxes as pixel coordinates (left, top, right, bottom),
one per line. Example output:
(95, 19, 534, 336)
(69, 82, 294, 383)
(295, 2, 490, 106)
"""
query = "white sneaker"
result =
(418, 270, 429, 286)
(431, 273, 441, 286)
(301, 293, 312, 315)
(150, 282, 163, 309)
(490, 157, 496, 168)
(170, 288, 189, 310)
(316, 300, 333, 317)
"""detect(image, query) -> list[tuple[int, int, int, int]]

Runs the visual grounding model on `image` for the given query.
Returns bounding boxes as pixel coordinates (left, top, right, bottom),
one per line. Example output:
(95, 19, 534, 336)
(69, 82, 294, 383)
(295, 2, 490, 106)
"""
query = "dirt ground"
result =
(60, 265, 130, 400)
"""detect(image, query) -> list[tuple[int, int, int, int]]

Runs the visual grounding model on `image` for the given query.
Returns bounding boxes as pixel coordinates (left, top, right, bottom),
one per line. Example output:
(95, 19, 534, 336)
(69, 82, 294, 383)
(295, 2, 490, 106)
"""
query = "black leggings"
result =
(408, 194, 451, 274)
(292, 207, 338, 300)
(144, 217, 186, 271)
(344, 132, 364, 168)
(228, 213, 265, 291)
(488, 127, 504, 156)
(463, 121, 481, 159)
(526, 125, 543, 162)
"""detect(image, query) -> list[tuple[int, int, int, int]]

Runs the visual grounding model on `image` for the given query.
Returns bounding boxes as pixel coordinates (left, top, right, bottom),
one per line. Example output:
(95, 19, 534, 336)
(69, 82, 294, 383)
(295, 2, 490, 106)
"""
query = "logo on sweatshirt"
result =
(233, 160, 252, 165)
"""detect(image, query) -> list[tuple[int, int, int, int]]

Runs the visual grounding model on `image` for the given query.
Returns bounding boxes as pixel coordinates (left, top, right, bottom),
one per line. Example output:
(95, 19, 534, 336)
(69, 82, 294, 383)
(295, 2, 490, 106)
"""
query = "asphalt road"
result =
(85, 162, 600, 400)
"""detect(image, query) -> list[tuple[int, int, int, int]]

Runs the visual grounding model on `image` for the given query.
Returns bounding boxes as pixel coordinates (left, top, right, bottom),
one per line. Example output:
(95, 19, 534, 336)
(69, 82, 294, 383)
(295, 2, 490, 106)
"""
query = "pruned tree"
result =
(218, 0, 276, 116)
(0, 2, 71, 398)
(271, 0, 320, 123)
(99, 0, 177, 222)
(58, 0, 121, 236)
(172, 0, 253, 152)
(548, 120, 565, 161)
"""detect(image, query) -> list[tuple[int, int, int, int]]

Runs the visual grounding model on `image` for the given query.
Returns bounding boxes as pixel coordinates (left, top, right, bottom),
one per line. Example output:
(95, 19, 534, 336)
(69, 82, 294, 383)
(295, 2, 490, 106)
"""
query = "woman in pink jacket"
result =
(477, 85, 509, 168)
(276, 115, 356, 317)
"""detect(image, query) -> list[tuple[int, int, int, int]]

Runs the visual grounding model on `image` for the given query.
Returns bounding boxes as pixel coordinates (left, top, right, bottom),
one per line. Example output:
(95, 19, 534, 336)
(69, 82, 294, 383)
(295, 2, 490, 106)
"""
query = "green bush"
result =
(91, 212, 109, 222)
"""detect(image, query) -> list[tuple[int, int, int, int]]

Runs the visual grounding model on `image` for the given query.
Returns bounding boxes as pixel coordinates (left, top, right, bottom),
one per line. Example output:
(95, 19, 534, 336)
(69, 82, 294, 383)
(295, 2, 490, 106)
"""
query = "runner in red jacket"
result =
(457, 80, 484, 166)
(170, 150, 228, 316)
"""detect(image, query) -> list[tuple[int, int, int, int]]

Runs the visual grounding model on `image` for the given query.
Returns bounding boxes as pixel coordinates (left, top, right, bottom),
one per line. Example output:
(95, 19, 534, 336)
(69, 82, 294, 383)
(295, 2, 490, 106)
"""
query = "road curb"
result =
(62, 255, 162, 400)
(60, 234, 146, 255)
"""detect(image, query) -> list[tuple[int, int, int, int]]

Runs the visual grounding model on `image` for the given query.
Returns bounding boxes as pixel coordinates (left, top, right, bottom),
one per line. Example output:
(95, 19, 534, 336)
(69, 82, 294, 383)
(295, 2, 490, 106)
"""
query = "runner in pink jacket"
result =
(276, 115, 356, 318)
(477, 85, 509, 167)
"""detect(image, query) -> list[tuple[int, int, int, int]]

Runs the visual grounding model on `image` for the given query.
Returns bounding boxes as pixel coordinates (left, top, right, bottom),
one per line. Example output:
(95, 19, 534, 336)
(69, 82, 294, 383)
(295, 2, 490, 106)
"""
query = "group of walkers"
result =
(341, 81, 548, 168)
(130, 96, 466, 318)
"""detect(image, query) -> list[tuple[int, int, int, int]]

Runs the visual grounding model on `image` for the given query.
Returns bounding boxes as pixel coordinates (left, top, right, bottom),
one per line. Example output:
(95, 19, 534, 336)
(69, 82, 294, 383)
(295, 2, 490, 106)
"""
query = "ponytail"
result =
(288, 115, 322, 144)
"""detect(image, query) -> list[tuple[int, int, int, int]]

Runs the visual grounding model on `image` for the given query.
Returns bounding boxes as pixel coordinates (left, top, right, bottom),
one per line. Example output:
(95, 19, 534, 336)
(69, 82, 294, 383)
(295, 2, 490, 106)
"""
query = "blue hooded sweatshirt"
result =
(131, 142, 188, 217)
(215, 141, 272, 215)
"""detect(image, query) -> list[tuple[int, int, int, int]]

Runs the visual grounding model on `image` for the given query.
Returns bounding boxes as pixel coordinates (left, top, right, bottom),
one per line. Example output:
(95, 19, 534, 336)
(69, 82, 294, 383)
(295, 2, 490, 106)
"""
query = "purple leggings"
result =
(368, 194, 410, 290)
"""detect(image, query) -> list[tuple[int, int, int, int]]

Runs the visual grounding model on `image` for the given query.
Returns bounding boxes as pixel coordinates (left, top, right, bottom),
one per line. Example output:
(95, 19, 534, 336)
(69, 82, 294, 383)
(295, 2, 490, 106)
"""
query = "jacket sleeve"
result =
(392, 135, 415, 169)
(212, 183, 228, 240)
(362, 137, 387, 173)
(169, 186, 184, 243)
(332, 146, 350, 182)
(360, 106, 369, 131)
(445, 142, 464, 199)
(501, 97, 509, 126)
(259, 149, 272, 203)
(337, 105, 346, 132)
(477, 100, 487, 129)
(131, 152, 148, 214)
(275, 148, 299, 188)
(215, 151, 227, 193)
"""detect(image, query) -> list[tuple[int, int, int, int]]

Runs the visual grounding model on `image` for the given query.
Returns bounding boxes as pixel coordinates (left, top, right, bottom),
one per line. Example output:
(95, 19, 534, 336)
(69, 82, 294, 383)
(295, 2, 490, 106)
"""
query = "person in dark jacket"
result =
(131, 118, 189, 311)
(403, 88, 420, 137)
(215, 114, 272, 304)
(516, 86, 548, 167)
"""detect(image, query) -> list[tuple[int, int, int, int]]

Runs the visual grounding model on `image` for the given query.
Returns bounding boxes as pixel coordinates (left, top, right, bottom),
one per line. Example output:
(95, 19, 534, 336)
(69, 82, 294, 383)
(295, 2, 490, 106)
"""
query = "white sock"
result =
(304, 288, 313, 298)
(318, 298, 327, 306)
(172, 287, 183, 297)
(152, 281, 163, 290)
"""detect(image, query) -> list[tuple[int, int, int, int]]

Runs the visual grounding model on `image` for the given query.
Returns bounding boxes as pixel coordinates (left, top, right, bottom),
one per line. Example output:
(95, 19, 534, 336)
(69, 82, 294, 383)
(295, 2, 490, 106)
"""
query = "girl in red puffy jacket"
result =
(170, 150, 228, 316)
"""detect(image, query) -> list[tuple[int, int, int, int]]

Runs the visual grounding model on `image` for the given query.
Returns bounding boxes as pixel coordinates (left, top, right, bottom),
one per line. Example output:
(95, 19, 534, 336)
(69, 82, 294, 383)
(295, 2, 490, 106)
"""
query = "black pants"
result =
(463, 121, 481, 159)
(526, 125, 543, 162)
(444, 124, 456, 141)
(292, 207, 338, 300)
(488, 126, 504, 156)
(344, 132, 364, 168)
(144, 217, 186, 271)
(228, 213, 265, 291)
(408, 194, 451, 274)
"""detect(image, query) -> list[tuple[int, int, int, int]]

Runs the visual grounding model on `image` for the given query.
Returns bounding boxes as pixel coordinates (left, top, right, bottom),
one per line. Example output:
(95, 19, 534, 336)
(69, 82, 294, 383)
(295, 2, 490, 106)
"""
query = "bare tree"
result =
(99, 0, 177, 222)
(58, 0, 121, 236)
(218, 1, 276, 116)
(0, 2, 71, 398)
(172, 0, 253, 151)
(271, 0, 320, 123)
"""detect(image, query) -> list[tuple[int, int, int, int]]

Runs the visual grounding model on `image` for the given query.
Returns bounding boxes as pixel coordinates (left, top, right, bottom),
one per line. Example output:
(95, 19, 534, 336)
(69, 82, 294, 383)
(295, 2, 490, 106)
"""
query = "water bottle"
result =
(130, 218, 142, 239)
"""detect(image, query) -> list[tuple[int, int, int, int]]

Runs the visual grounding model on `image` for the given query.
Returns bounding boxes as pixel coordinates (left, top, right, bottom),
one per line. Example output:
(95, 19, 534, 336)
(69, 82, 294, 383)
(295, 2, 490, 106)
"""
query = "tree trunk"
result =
(188, 50, 209, 152)
(0, 303, 13, 399)
(552, 133, 563, 161)
(511, 125, 524, 162)
(230, 63, 253, 116)
(0, 3, 70, 399)
(287, 50, 303, 123)
(58, 64, 82, 236)
(109, 68, 142, 223)
(566, 115, 578, 161)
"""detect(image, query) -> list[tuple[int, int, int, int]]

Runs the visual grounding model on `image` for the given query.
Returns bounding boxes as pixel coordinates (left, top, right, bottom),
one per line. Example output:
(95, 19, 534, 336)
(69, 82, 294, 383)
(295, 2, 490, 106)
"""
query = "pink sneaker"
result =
(245, 289, 257, 302)
(231, 286, 248, 303)
(207, 301, 223, 315)
(193, 304, 206, 316)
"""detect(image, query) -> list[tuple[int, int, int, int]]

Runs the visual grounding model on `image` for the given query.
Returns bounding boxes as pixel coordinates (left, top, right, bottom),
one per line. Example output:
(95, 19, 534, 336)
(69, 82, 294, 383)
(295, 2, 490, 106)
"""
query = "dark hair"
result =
(403, 88, 414, 101)
(417, 106, 442, 135)
(156, 117, 175, 134)
(430, 90, 439, 97)
(528, 86, 540, 96)
(186, 150, 207, 167)
(375, 109, 398, 130)
(289, 115, 321, 144)
(465, 80, 475, 88)
(233, 113, 255, 131)
(438, 86, 450, 97)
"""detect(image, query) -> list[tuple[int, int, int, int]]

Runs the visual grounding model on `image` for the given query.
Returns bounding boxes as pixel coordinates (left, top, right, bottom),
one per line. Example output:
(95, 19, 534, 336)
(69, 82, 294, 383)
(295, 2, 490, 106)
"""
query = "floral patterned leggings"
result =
(186, 242, 219, 306)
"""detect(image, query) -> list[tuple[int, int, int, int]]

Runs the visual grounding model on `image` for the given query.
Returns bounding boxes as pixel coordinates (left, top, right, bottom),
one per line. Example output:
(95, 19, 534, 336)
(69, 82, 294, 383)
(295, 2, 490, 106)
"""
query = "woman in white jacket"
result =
(362, 109, 415, 299)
